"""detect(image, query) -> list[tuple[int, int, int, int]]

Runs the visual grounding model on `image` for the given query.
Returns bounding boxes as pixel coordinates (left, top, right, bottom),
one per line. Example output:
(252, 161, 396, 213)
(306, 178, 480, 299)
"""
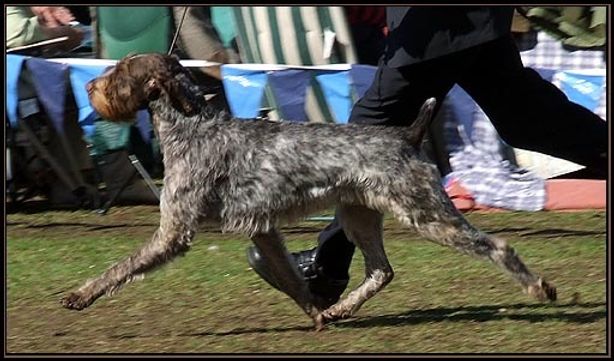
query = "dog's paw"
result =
(313, 313, 326, 332)
(527, 278, 557, 303)
(320, 306, 352, 322)
(60, 292, 91, 310)
(313, 306, 356, 331)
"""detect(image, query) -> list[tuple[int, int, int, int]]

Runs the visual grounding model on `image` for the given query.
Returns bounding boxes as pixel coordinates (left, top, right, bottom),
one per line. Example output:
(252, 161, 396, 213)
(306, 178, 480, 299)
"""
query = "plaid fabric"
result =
(518, 31, 606, 69)
(442, 86, 547, 211)
(441, 31, 606, 211)
(515, 30, 606, 178)
(518, 30, 606, 119)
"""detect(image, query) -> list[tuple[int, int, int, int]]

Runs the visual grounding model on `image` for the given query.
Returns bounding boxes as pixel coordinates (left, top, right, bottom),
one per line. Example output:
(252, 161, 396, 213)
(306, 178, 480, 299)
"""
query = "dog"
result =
(62, 53, 556, 330)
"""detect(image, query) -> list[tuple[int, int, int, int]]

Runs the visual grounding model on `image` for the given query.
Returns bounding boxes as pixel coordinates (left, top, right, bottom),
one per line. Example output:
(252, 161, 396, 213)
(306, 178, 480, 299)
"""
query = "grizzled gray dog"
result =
(62, 53, 556, 330)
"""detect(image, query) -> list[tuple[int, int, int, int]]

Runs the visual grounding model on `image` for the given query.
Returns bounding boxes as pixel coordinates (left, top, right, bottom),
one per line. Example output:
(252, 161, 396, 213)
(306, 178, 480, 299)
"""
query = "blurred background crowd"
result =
(5, 6, 607, 214)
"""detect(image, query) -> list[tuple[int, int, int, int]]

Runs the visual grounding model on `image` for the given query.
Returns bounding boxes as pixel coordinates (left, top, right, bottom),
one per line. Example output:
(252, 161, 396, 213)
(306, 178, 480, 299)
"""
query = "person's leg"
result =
(458, 35, 607, 177)
(349, 24, 386, 66)
(248, 57, 461, 305)
(315, 57, 460, 270)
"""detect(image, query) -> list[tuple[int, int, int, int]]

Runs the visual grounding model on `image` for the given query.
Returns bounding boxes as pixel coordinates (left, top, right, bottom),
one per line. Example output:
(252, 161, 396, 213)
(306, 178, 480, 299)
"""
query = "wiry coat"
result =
(153, 100, 443, 236)
(63, 54, 556, 331)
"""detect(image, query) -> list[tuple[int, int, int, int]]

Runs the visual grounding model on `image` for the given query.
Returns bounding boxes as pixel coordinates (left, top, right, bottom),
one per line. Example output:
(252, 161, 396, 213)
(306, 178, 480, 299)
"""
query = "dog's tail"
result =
(406, 97, 437, 147)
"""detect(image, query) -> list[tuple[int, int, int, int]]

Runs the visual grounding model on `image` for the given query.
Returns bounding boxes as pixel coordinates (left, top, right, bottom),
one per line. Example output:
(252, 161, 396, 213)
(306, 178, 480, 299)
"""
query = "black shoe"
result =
(246, 245, 349, 309)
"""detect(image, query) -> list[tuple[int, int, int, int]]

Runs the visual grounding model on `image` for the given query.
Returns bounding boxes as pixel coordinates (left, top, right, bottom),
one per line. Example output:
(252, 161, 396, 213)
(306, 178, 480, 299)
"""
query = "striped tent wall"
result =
(232, 6, 358, 123)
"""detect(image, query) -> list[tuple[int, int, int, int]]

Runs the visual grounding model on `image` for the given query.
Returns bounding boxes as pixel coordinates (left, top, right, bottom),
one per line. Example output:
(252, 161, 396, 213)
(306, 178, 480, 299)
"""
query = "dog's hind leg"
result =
(389, 183, 556, 303)
(61, 190, 199, 311)
(250, 228, 322, 326)
(319, 205, 393, 325)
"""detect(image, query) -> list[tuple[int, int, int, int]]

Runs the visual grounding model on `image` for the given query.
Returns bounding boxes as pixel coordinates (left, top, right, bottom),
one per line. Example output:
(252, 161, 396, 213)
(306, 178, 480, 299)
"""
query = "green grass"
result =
(6, 206, 607, 354)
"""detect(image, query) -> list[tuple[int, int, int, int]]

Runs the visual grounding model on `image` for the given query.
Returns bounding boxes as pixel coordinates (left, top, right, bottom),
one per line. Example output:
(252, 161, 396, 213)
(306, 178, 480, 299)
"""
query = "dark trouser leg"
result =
(314, 218, 353, 279)
(315, 58, 459, 276)
(349, 24, 386, 66)
(458, 35, 607, 177)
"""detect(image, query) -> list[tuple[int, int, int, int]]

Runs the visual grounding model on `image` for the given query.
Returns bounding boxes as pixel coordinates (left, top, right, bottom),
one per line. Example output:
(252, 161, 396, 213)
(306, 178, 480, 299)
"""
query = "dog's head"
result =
(87, 53, 215, 121)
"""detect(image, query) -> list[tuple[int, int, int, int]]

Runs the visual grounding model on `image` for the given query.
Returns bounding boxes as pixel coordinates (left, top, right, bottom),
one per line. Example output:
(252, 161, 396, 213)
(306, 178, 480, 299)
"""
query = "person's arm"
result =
(30, 6, 75, 27)
(7, 6, 84, 53)
(6, 6, 48, 48)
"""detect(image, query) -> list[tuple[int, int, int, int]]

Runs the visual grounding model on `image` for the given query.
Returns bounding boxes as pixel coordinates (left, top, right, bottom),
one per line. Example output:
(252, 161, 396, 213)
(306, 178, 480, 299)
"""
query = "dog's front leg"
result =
(250, 229, 322, 329)
(61, 191, 199, 310)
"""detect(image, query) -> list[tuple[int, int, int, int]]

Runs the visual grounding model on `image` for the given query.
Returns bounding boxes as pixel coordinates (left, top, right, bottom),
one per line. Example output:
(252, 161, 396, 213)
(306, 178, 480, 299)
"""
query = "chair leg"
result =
(96, 168, 138, 215)
(128, 154, 160, 200)
(95, 154, 160, 215)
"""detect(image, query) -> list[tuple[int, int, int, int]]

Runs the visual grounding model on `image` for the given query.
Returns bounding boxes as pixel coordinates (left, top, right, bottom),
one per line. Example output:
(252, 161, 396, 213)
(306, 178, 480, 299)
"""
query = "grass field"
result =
(6, 206, 608, 354)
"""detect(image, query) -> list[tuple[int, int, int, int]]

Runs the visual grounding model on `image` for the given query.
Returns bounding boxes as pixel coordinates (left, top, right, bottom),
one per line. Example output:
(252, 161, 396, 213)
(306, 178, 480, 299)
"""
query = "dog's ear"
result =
(144, 78, 161, 101)
(164, 53, 183, 70)
(199, 84, 223, 95)
(165, 78, 197, 116)
(143, 76, 194, 116)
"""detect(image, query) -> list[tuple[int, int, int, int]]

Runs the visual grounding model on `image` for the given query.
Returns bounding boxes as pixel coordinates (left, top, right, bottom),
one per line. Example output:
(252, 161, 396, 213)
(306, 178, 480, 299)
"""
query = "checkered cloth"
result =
(442, 86, 547, 211)
(518, 30, 607, 119)
(441, 31, 606, 211)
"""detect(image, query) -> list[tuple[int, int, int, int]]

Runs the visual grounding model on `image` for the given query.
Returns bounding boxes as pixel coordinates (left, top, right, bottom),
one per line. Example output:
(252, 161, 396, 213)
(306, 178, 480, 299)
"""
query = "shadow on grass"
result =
(515, 228, 605, 238)
(110, 325, 314, 339)
(7, 221, 157, 231)
(335, 302, 606, 330)
(384, 227, 604, 240)
(134, 302, 604, 337)
(485, 227, 604, 238)
(8, 221, 322, 234)
(8, 221, 219, 233)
